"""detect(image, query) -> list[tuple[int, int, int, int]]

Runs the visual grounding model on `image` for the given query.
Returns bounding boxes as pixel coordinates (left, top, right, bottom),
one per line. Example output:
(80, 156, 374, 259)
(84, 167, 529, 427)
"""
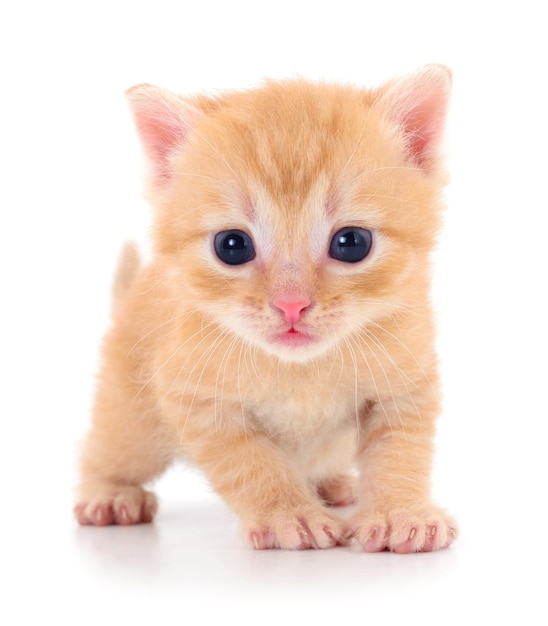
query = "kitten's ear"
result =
(374, 64, 452, 172)
(126, 84, 203, 185)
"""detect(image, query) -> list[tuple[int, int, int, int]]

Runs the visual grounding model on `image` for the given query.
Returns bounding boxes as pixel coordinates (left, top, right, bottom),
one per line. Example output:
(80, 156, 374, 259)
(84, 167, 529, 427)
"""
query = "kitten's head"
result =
(127, 66, 451, 362)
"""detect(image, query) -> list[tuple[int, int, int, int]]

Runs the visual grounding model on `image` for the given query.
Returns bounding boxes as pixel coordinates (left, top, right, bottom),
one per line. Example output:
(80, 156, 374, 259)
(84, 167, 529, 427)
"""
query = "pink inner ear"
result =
(134, 114, 185, 181)
(378, 66, 451, 170)
(401, 94, 447, 168)
(127, 85, 200, 184)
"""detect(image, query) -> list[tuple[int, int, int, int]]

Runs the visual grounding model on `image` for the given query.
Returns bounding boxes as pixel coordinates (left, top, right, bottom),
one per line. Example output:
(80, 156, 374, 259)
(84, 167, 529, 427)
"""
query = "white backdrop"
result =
(1, 1, 546, 624)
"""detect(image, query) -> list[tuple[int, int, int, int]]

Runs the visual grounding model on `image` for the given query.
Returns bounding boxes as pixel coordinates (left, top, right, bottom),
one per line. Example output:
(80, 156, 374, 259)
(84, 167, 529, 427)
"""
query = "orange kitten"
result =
(75, 66, 457, 552)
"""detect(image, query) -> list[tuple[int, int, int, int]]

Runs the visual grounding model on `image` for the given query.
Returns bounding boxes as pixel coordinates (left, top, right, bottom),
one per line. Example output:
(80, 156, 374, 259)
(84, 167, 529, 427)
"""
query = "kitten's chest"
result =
(243, 373, 362, 439)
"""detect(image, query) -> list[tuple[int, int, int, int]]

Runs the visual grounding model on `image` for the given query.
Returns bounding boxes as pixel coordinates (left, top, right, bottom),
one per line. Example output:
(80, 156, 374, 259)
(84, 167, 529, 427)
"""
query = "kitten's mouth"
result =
(271, 327, 316, 348)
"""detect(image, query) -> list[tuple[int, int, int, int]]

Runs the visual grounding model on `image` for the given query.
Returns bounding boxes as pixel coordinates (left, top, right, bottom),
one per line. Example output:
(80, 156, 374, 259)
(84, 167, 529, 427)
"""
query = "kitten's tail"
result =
(112, 242, 141, 309)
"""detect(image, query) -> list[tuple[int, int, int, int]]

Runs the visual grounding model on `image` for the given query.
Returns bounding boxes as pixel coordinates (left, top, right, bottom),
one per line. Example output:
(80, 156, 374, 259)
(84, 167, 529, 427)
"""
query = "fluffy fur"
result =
(75, 66, 457, 552)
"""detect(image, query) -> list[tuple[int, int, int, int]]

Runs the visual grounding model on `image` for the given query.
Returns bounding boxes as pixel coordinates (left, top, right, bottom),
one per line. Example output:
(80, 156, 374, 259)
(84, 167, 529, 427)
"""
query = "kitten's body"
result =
(75, 67, 457, 552)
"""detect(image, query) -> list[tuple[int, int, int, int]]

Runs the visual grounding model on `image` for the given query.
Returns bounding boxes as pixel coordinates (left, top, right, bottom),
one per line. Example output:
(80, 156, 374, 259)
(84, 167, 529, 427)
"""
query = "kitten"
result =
(75, 65, 457, 552)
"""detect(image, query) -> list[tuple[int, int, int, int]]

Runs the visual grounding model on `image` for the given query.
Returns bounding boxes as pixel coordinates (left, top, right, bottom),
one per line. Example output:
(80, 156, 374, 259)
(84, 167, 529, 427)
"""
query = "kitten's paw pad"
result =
(246, 509, 346, 550)
(74, 486, 157, 526)
(317, 474, 357, 507)
(350, 507, 457, 553)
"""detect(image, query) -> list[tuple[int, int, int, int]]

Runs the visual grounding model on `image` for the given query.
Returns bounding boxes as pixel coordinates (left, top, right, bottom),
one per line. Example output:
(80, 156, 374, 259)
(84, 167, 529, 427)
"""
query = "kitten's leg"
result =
(74, 378, 174, 526)
(350, 389, 457, 553)
(182, 421, 346, 550)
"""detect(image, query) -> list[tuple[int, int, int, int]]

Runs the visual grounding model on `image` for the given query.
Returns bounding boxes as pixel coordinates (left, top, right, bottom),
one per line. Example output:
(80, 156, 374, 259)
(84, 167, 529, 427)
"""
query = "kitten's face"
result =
(135, 79, 446, 362)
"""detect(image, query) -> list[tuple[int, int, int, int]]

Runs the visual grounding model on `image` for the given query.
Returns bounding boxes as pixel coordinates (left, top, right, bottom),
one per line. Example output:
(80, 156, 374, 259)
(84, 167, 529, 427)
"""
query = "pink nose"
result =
(273, 297, 311, 324)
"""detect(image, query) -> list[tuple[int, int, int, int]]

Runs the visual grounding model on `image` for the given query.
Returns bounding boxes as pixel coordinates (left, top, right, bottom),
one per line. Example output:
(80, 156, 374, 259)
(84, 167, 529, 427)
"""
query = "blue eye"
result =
(329, 227, 373, 263)
(214, 230, 256, 266)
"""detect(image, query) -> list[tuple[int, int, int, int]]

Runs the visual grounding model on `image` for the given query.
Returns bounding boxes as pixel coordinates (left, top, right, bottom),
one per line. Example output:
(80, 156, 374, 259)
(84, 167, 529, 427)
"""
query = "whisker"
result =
(127, 309, 195, 357)
(237, 339, 248, 437)
(342, 338, 360, 433)
(352, 192, 438, 212)
(130, 267, 180, 297)
(345, 335, 393, 435)
(367, 319, 434, 388)
(130, 319, 219, 407)
(353, 330, 409, 438)
(338, 110, 372, 182)
(176, 171, 237, 193)
(214, 334, 240, 437)
(189, 127, 242, 183)
(175, 328, 230, 441)
(359, 327, 421, 390)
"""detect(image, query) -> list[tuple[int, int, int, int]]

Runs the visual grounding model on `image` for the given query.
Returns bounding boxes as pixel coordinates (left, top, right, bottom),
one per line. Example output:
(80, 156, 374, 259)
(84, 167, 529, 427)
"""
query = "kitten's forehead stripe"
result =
(213, 82, 386, 211)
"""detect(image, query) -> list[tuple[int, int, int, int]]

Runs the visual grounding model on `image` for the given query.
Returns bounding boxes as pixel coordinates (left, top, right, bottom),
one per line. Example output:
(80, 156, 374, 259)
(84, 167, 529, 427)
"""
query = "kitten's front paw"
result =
(349, 506, 457, 553)
(245, 507, 346, 550)
(74, 484, 157, 526)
